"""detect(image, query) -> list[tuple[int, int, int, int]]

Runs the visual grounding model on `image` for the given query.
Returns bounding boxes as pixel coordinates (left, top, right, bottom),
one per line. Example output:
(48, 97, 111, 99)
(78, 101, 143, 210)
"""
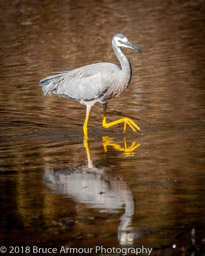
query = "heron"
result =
(40, 33, 142, 139)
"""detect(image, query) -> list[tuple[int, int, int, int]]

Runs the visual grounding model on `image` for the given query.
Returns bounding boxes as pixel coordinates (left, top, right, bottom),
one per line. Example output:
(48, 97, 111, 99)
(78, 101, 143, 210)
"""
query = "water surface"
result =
(0, 0, 204, 255)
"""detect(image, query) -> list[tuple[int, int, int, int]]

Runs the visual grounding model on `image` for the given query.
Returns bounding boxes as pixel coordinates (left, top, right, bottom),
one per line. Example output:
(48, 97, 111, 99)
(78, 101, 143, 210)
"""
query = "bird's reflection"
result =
(44, 136, 140, 245)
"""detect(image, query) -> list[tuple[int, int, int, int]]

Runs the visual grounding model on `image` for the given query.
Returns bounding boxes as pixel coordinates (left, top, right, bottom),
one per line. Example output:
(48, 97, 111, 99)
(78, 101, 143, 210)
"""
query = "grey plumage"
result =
(40, 33, 142, 136)
(41, 63, 119, 103)
(40, 34, 141, 104)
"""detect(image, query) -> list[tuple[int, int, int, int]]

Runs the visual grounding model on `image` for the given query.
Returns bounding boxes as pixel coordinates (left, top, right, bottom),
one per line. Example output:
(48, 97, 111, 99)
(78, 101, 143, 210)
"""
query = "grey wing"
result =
(55, 72, 106, 101)
(47, 63, 120, 102)
(40, 63, 120, 102)
(40, 72, 69, 95)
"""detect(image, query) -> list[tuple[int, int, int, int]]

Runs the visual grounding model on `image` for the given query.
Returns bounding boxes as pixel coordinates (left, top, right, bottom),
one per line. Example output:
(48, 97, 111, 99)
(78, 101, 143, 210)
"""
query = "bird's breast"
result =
(99, 71, 131, 103)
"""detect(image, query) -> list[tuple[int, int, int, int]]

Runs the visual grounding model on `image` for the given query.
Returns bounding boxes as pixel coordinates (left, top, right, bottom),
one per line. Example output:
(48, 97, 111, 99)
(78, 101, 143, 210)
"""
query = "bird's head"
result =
(112, 34, 142, 53)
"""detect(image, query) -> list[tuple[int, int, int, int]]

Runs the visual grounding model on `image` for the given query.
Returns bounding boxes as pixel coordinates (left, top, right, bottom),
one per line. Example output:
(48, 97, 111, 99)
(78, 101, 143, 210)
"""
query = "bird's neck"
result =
(113, 44, 132, 73)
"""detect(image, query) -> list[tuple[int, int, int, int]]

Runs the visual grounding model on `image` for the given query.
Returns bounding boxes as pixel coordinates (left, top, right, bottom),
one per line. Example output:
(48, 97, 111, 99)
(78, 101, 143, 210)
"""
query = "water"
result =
(0, 0, 204, 255)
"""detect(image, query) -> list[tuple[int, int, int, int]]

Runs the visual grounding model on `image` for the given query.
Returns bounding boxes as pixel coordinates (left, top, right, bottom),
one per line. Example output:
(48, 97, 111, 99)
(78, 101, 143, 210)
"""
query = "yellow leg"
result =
(83, 105, 92, 140)
(102, 104, 140, 132)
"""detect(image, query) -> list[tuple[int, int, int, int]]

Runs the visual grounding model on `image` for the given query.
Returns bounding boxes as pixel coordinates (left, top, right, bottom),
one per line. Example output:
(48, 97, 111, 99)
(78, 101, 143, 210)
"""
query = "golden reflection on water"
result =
(102, 136, 140, 156)
(84, 136, 140, 167)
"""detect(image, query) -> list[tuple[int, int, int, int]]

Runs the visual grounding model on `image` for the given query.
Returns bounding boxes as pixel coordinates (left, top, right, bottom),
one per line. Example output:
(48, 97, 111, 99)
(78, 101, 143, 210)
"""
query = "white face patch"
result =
(115, 36, 129, 47)
(121, 37, 128, 43)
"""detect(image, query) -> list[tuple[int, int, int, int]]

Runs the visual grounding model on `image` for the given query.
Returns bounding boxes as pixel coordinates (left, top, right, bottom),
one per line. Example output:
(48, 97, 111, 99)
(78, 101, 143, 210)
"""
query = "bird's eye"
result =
(118, 40, 122, 44)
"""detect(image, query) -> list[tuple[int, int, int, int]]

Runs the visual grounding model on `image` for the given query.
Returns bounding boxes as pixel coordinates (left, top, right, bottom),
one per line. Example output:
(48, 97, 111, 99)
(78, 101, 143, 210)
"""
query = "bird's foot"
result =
(123, 117, 141, 132)
(102, 116, 141, 133)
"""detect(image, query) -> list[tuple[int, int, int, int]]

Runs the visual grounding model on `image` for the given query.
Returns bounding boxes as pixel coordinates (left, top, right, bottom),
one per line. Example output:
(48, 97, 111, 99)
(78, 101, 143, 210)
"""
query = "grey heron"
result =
(40, 34, 142, 138)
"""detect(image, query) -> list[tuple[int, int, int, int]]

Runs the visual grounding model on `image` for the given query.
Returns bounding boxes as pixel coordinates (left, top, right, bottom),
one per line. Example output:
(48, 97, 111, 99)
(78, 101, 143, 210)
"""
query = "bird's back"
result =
(40, 62, 130, 104)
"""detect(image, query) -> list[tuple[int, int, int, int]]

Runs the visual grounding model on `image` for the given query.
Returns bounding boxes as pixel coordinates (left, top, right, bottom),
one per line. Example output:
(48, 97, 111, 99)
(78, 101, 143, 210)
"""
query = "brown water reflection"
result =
(0, 0, 204, 255)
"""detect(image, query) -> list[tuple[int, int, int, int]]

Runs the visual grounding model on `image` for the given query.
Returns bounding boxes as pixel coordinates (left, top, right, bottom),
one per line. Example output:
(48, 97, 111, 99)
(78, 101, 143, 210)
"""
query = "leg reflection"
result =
(83, 138, 94, 168)
(84, 135, 140, 167)
(102, 136, 140, 156)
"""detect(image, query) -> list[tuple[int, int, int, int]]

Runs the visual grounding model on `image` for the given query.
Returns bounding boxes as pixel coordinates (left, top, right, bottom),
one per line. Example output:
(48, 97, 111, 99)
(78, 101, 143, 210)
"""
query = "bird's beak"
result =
(125, 41, 142, 53)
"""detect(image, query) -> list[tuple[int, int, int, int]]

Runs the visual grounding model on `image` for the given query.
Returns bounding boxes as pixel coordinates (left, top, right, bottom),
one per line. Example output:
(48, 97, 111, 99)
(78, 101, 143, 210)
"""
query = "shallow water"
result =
(0, 0, 204, 255)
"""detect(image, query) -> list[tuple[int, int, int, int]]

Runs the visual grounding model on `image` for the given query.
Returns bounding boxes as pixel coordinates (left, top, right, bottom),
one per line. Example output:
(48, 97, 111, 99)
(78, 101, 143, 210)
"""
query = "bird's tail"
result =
(40, 73, 65, 95)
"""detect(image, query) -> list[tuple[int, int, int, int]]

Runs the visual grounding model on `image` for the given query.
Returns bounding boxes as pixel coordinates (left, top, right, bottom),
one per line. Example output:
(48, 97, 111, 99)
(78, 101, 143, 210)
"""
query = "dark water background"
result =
(0, 0, 204, 255)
